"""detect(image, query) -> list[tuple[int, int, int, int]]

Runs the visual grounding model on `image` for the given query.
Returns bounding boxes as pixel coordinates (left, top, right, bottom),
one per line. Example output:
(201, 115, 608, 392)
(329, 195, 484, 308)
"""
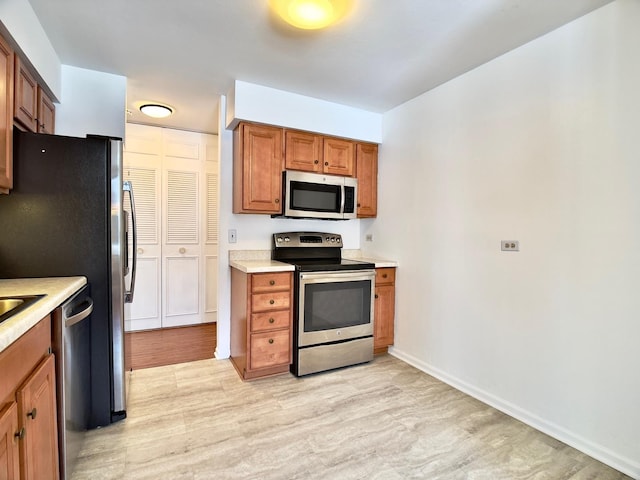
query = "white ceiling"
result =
(27, 0, 614, 134)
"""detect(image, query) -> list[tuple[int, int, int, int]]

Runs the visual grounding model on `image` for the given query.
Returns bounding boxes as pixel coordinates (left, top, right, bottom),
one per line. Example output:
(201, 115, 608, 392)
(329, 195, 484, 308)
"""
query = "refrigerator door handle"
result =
(123, 181, 137, 304)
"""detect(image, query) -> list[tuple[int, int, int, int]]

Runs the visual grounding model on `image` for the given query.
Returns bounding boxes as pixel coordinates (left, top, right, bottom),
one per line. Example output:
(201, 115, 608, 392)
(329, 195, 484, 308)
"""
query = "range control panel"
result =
(273, 232, 343, 248)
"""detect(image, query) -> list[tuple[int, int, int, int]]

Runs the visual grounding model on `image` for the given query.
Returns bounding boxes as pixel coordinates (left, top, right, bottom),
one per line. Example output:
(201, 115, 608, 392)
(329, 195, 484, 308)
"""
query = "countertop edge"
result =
(229, 260, 296, 273)
(0, 277, 88, 353)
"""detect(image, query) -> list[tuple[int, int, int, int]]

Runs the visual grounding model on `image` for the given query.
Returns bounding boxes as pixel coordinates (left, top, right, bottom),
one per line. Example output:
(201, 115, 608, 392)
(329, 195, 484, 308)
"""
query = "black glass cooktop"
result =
(287, 258, 375, 272)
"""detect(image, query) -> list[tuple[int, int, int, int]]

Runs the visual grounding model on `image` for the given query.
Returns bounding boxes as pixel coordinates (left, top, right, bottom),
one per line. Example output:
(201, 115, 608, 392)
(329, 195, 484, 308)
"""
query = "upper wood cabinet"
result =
(14, 56, 55, 135)
(13, 56, 38, 132)
(284, 129, 323, 173)
(0, 33, 14, 193)
(233, 121, 378, 216)
(323, 137, 355, 177)
(233, 122, 284, 214)
(356, 143, 378, 218)
(37, 87, 55, 134)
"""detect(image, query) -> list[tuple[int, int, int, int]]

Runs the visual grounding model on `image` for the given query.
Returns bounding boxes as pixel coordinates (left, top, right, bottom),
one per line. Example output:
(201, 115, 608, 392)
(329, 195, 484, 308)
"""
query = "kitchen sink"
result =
(0, 295, 44, 324)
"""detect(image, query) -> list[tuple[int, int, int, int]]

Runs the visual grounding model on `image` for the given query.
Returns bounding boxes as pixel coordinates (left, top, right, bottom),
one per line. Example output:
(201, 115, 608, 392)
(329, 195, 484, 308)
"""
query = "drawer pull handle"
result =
(179, 247, 186, 254)
(268, 338, 274, 344)
(269, 299, 275, 305)
(375, 294, 379, 299)
(382, 273, 388, 278)
(269, 280, 275, 285)
(15, 428, 25, 440)
(269, 318, 275, 323)
(27, 408, 37, 420)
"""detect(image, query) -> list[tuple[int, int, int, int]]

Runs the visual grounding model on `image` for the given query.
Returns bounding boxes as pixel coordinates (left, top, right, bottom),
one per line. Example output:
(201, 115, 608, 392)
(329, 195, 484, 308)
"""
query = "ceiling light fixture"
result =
(139, 103, 174, 118)
(270, 0, 353, 30)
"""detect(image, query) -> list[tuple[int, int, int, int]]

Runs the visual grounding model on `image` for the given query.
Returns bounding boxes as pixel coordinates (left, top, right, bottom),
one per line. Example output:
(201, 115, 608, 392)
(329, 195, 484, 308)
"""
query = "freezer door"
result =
(109, 138, 127, 418)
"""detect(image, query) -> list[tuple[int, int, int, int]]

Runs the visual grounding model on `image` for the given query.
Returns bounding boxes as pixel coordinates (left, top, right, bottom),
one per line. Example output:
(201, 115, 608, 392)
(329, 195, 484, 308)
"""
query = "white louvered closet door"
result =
(123, 128, 163, 331)
(162, 131, 203, 327)
(124, 124, 218, 331)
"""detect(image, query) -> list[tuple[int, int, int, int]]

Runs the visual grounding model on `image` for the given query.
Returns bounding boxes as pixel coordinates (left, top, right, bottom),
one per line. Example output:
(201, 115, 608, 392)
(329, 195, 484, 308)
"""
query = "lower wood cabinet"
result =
(230, 269, 293, 380)
(374, 267, 396, 354)
(0, 316, 59, 480)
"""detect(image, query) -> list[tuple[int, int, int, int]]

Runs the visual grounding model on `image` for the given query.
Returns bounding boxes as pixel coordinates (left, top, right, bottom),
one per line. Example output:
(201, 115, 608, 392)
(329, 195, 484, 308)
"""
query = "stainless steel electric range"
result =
(272, 232, 376, 376)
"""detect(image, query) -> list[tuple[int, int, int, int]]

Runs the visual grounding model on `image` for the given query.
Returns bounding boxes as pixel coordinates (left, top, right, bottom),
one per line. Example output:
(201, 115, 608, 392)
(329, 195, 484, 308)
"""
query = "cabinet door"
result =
(36, 87, 55, 134)
(234, 123, 283, 213)
(0, 403, 20, 480)
(323, 137, 355, 177)
(13, 56, 38, 132)
(0, 34, 13, 193)
(374, 285, 395, 350)
(162, 131, 202, 328)
(16, 354, 59, 480)
(284, 130, 322, 173)
(356, 143, 378, 217)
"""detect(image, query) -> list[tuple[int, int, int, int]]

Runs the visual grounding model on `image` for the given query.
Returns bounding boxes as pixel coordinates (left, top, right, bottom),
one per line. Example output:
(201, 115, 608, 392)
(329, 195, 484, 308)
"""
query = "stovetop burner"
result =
(272, 232, 375, 271)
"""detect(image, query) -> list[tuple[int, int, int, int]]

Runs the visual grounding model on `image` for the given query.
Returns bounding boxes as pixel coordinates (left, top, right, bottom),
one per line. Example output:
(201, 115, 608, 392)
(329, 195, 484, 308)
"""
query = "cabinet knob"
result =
(269, 299, 275, 305)
(375, 294, 379, 299)
(137, 247, 144, 254)
(382, 273, 388, 278)
(268, 338, 274, 344)
(314, 160, 319, 164)
(324, 161, 329, 166)
(179, 247, 186, 254)
(269, 317, 275, 323)
(275, 198, 280, 204)
(269, 280, 275, 285)
(15, 428, 25, 440)
(357, 203, 361, 207)
(27, 408, 37, 420)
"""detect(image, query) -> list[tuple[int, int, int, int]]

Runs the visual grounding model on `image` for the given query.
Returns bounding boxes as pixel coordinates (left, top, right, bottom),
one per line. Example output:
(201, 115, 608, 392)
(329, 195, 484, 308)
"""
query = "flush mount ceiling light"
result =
(139, 103, 174, 118)
(270, 0, 353, 30)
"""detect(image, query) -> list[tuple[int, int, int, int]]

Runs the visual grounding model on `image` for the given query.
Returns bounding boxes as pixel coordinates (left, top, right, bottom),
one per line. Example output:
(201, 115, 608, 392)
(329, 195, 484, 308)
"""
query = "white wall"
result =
(227, 80, 382, 143)
(0, 0, 61, 99)
(371, 0, 639, 476)
(216, 88, 375, 358)
(55, 65, 126, 139)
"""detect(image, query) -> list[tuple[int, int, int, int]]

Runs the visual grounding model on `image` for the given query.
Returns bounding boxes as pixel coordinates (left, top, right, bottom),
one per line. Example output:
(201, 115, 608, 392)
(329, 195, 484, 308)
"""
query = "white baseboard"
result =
(389, 347, 639, 480)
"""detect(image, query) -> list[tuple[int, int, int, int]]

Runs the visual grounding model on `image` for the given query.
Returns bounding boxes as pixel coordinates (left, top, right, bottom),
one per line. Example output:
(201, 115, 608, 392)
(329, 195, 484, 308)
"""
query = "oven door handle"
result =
(300, 270, 375, 282)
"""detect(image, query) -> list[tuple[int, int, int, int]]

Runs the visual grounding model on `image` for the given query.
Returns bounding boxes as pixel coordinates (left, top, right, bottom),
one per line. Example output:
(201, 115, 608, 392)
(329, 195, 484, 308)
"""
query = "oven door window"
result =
(303, 280, 371, 332)
(290, 181, 341, 213)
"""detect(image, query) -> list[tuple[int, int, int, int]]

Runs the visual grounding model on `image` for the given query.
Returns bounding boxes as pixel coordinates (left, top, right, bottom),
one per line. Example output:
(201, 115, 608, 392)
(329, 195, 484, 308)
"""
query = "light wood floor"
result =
(70, 355, 630, 480)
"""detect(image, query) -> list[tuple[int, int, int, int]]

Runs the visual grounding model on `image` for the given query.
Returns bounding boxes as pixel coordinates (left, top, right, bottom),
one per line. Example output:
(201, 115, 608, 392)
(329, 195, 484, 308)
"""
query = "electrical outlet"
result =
(365, 234, 373, 242)
(229, 229, 237, 243)
(501, 240, 519, 251)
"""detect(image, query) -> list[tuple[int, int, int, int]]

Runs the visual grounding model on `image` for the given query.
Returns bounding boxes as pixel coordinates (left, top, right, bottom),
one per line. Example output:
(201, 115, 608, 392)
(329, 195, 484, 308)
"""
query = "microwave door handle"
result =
(340, 184, 346, 215)
(123, 181, 137, 304)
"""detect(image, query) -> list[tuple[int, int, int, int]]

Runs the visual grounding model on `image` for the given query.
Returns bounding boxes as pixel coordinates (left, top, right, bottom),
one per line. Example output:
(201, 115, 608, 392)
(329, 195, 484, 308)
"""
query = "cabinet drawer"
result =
(249, 329, 290, 370)
(251, 291, 291, 312)
(250, 310, 290, 332)
(251, 272, 291, 293)
(376, 268, 395, 285)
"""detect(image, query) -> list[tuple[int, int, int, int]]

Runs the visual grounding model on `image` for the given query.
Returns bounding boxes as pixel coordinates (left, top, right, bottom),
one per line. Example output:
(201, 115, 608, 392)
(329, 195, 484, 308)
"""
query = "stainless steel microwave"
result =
(279, 170, 357, 220)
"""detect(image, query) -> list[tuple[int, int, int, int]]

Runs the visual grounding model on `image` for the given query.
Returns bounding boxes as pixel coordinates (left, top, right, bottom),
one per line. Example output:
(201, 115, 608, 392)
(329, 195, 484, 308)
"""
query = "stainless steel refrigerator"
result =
(0, 130, 136, 432)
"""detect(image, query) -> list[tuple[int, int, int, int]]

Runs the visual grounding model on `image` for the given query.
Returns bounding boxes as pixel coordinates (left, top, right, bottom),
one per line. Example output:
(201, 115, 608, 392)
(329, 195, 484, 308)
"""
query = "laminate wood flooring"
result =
(70, 355, 630, 480)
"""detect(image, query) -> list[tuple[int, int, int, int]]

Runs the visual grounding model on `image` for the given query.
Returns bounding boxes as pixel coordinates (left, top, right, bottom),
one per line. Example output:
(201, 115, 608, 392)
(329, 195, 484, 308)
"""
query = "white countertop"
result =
(229, 249, 398, 272)
(229, 259, 295, 273)
(0, 277, 87, 353)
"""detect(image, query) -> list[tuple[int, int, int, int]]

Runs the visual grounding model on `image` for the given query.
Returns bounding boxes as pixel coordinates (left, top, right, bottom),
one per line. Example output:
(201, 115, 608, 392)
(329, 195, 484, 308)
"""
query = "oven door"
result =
(298, 269, 375, 347)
